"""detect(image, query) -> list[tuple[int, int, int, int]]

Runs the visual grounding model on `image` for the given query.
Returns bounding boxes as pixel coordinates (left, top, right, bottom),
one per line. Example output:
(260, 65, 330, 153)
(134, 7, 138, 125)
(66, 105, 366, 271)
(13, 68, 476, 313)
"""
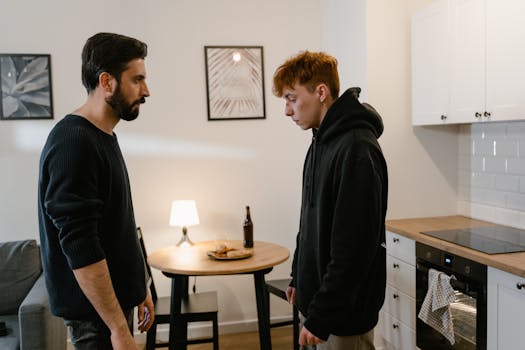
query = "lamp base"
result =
(176, 227, 194, 246)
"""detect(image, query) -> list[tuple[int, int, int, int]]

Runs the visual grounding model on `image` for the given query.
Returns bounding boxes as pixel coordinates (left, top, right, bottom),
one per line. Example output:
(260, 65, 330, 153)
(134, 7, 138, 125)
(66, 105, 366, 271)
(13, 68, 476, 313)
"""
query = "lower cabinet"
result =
(382, 231, 418, 350)
(487, 266, 525, 349)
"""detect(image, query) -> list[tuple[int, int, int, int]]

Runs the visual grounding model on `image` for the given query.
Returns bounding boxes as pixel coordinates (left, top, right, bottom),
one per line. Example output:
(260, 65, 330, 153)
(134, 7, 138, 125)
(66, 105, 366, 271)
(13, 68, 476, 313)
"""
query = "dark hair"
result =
(81, 32, 148, 93)
(273, 51, 339, 99)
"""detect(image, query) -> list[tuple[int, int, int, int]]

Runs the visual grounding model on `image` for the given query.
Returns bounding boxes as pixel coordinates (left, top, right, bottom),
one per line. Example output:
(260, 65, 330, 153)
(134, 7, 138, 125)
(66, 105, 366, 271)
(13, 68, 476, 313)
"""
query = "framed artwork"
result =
(0, 54, 53, 120)
(204, 46, 265, 121)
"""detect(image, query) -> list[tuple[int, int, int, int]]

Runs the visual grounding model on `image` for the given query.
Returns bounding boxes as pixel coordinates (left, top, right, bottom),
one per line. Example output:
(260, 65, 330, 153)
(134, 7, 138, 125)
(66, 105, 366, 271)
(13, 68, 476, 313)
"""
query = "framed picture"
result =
(0, 54, 53, 120)
(205, 46, 265, 121)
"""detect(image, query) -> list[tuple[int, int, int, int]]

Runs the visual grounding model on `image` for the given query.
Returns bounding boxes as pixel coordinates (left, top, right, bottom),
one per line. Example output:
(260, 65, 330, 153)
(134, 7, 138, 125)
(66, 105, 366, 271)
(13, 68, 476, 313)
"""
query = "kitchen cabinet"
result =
(412, 0, 525, 125)
(382, 230, 418, 350)
(411, 0, 450, 125)
(487, 266, 525, 349)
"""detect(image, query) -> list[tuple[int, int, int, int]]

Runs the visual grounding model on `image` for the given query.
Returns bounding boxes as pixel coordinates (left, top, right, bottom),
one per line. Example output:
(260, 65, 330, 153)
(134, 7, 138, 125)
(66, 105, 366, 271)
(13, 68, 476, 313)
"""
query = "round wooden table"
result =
(148, 240, 290, 350)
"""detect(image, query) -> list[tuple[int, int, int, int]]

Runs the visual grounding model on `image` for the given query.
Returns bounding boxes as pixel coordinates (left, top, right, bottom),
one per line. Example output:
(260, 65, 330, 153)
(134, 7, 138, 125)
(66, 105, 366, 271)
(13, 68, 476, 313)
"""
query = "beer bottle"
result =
(243, 205, 254, 248)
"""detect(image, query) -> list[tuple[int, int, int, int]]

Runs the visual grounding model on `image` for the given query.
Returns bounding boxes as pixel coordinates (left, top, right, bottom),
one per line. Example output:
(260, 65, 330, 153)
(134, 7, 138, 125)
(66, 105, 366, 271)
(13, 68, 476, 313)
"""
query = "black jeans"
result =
(64, 309, 134, 350)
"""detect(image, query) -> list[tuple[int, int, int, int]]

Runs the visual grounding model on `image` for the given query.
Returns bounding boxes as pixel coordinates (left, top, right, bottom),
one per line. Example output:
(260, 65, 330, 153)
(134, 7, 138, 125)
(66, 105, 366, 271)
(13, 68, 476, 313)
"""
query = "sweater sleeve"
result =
(41, 127, 106, 270)
(304, 151, 386, 340)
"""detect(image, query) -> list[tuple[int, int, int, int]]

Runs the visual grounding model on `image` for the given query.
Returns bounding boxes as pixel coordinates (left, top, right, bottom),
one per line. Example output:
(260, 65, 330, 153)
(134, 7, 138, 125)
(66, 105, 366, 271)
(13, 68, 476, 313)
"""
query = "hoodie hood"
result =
(316, 88, 384, 143)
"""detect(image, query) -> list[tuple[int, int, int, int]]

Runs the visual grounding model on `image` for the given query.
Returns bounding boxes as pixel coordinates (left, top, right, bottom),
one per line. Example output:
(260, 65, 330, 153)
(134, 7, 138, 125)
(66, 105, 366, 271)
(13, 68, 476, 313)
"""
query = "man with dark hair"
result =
(38, 32, 153, 350)
(273, 51, 388, 350)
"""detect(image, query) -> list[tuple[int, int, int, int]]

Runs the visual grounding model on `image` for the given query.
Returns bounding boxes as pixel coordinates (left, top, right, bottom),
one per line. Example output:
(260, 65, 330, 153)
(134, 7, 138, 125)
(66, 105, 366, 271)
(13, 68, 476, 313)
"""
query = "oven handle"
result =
(417, 262, 466, 291)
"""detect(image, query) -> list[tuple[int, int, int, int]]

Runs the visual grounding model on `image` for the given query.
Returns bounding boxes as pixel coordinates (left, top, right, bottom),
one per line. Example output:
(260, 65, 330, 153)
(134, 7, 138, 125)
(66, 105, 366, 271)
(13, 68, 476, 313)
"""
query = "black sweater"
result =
(38, 115, 146, 320)
(292, 88, 388, 340)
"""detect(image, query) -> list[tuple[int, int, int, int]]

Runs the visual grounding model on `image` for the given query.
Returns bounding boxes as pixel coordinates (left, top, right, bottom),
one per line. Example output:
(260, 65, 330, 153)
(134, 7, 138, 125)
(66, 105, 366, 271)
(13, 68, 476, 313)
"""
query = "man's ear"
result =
(99, 72, 116, 94)
(317, 83, 329, 103)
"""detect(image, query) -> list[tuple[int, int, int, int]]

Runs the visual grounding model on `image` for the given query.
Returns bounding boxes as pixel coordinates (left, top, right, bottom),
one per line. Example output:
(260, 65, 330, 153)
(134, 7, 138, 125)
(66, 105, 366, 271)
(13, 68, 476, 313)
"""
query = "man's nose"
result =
(142, 82, 150, 97)
(285, 104, 293, 117)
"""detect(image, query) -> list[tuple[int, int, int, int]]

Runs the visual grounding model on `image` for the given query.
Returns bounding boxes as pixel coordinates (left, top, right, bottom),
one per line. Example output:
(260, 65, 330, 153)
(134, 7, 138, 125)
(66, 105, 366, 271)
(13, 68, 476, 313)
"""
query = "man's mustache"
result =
(134, 97, 146, 106)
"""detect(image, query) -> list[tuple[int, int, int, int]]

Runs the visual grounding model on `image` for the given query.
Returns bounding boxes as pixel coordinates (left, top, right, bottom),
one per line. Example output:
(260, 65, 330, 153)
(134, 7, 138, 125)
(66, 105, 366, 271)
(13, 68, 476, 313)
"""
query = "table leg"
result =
(254, 268, 273, 350)
(169, 275, 189, 350)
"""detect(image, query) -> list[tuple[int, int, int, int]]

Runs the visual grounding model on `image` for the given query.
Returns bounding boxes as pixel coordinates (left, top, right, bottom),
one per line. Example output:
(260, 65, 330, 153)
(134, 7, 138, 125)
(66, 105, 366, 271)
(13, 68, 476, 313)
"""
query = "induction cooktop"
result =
(421, 225, 525, 254)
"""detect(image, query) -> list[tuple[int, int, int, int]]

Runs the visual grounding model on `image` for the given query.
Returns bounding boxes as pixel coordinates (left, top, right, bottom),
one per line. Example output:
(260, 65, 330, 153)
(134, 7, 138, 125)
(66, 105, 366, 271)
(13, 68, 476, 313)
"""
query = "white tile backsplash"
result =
(459, 121, 525, 225)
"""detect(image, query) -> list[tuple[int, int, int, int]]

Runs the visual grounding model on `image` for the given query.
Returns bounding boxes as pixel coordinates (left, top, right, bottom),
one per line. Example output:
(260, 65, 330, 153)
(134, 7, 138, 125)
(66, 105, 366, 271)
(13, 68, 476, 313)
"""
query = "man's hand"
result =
(110, 325, 140, 350)
(138, 290, 155, 332)
(298, 326, 324, 346)
(286, 286, 296, 304)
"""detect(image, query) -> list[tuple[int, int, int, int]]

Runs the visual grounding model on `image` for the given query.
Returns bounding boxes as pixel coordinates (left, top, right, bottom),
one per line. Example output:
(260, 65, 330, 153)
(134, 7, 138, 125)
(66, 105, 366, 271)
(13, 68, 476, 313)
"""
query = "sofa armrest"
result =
(18, 274, 67, 350)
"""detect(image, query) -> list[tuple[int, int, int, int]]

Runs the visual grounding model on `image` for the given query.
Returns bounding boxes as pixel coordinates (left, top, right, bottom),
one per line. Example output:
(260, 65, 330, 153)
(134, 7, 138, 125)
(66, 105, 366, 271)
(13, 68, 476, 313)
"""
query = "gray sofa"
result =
(0, 240, 67, 350)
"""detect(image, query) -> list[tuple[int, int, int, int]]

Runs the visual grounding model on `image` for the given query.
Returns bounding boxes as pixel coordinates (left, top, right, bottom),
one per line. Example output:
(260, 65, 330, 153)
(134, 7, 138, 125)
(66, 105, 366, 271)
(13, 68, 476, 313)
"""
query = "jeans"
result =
(64, 309, 134, 350)
(299, 313, 376, 350)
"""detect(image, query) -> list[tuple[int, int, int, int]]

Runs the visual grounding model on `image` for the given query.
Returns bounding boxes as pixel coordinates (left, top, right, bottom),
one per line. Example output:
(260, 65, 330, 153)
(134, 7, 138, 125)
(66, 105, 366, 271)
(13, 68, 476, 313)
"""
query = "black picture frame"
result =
(0, 53, 53, 120)
(204, 46, 265, 121)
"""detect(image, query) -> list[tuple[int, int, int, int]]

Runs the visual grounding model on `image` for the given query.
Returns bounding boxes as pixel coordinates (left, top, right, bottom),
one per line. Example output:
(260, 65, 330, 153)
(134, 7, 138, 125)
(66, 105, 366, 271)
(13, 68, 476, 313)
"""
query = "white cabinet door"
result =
(485, 0, 525, 121)
(449, 0, 485, 123)
(386, 254, 416, 298)
(411, 0, 451, 125)
(386, 230, 415, 266)
(487, 267, 525, 349)
(383, 312, 418, 350)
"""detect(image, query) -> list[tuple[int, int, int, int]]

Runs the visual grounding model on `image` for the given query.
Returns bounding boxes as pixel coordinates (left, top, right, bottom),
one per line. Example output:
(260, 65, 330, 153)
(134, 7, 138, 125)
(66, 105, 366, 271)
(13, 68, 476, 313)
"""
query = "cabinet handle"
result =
(393, 293, 399, 299)
(393, 323, 399, 329)
(475, 112, 482, 118)
(517, 283, 525, 290)
(484, 111, 491, 118)
(440, 114, 447, 120)
(393, 263, 399, 268)
(393, 237, 400, 243)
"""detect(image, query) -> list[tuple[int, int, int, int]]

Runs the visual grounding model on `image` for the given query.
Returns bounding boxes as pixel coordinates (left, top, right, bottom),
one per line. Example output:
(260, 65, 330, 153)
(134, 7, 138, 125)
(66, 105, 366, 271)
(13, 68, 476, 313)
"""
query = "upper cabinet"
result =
(412, 0, 525, 125)
(412, 0, 450, 125)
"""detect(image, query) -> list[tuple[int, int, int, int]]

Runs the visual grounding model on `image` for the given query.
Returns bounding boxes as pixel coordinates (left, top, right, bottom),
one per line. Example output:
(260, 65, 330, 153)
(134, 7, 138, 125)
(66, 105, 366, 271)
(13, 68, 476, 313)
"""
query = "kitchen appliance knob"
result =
(393, 293, 399, 299)
(475, 112, 482, 118)
(441, 114, 447, 120)
(393, 263, 399, 269)
(393, 237, 399, 243)
(517, 283, 525, 290)
(392, 324, 399, 329)
(484, 111, 491, 118)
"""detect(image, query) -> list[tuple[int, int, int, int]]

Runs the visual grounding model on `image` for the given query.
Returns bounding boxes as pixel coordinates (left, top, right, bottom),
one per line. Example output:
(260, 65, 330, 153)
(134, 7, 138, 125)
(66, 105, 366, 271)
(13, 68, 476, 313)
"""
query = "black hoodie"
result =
(291, 88, 388, 340)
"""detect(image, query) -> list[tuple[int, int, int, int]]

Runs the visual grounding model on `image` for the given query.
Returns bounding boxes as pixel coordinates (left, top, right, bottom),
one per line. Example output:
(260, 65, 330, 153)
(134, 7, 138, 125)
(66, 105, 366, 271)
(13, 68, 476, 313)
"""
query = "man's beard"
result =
(106, 86, 145, 121)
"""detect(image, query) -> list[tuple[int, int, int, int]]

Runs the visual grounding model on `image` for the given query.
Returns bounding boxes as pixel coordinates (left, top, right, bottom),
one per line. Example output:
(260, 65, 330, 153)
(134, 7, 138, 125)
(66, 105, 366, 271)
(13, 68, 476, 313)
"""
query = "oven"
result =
(416, 242, 487, 350)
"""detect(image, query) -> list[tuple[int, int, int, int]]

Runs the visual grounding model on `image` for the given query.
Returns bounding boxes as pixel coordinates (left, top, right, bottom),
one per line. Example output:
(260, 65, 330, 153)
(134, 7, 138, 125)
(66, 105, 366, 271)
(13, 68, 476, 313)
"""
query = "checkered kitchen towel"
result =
(418, 268, 457, 345)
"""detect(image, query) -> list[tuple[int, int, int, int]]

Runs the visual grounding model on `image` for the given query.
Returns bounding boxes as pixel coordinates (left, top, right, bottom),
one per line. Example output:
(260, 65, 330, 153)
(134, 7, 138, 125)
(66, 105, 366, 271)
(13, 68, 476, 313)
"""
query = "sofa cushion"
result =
(0, 240, 41, 314)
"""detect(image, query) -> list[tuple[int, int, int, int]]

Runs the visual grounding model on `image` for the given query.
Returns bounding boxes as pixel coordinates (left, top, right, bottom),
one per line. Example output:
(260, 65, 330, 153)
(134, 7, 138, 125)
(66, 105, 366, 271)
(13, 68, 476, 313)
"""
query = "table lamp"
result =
(169, 200, 199, 246)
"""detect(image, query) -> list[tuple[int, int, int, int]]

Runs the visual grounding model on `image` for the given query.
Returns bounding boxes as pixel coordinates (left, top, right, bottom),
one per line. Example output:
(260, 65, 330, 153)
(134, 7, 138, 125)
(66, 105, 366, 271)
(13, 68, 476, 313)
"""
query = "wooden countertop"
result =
(386, 215, 525, 278)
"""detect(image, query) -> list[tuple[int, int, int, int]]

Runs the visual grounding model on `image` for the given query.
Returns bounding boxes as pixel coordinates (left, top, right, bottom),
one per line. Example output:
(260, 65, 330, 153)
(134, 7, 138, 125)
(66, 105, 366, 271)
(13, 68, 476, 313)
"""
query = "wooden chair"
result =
(137, 227, 219, 350)
(266, 278, 299, 350)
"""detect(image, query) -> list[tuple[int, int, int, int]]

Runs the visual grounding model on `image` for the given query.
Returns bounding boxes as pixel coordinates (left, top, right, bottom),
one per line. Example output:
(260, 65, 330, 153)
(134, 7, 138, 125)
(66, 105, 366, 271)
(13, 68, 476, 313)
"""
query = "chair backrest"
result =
(137, 227, 159, 303)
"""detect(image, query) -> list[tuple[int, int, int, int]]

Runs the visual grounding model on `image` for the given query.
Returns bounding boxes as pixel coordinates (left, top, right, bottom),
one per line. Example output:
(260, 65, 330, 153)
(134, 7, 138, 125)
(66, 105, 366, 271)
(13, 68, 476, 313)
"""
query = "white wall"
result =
(367, 0, 459, 220)
(0, 0, 460, 335)
(0, 0, 320, 333)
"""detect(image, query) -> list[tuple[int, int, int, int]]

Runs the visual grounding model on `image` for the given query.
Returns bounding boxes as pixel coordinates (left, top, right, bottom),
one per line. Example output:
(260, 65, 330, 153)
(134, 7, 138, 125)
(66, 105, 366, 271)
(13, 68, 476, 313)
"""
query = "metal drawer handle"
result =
(393, 237, 400, 243)
(393, 294, 399, 299)
(517, 283, 525, 290)
(393, 263, 399, 268)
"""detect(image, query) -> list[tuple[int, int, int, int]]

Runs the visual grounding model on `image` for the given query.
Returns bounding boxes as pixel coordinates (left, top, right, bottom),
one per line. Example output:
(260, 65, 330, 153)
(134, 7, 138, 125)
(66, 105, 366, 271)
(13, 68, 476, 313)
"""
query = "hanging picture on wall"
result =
(0, 54, 53, 120)
(204, 46, 265, 121)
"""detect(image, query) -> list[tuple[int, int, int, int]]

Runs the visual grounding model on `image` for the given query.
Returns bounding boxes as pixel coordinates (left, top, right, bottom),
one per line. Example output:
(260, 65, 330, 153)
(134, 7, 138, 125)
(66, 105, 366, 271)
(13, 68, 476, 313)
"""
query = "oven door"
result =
(416, 259, 487, 350)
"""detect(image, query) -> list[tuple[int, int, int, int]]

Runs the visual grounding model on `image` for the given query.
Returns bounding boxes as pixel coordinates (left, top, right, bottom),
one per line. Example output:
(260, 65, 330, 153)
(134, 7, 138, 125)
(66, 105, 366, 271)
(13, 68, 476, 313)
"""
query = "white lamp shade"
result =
(169, 200, 200, 227)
